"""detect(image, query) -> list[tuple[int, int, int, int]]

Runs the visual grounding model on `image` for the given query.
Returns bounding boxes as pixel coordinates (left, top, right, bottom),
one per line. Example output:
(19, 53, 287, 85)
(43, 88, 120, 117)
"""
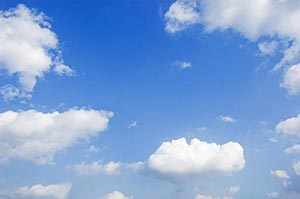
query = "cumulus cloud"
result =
(147, 137, 245, 178)
(195, 195, 233, 199)
(101, 191, 131, 199)
(0, 4, 73, 95)
(68, 161, 120, 175)
(219, 115, 236, 123)
(164, 0, 300, 94)
(281, 64, 300, 95)
(165, 0, 200, 33)
(284, 145, 300, 154)
(17, 183, 72, 199)
(276, 115, 300, 137)
(0, 108, 113, 164)
(293, 161, 300, 175)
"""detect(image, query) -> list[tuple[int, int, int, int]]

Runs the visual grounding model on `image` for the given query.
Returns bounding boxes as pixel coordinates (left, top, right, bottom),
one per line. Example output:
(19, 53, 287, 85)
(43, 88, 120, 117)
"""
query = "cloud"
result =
(266, 192, 279, 198)
(68, 161, 120, 175)
(17, 183, 72, 199)
(281, 64, 300, 95)
(164, 0, 300, 94)
(271, 170, 291, 187)
(165, 0, 300, 40)
(219, 115, 236, 123)
(293, 161, 300, 175)
(173, 60, 192, 70)
(128, 121, 138, 128)
(0, 84, 31, 101)
(258, 41, 278, 56)
(271, 170, 290, 180)
(195, 195, 233, 199)
(101, 191, 131, 199)
(0, 4, 73, 94)
(229, 186, 240, 194)
(165, 0, 200, 33)
(269, 138, 278, 143)
(284, 145, 300, 154)
(86, 145, 101, 153)
(146, 137, 245, 178)
(0, 108, 113, 164)
(276, 115, 300, 137)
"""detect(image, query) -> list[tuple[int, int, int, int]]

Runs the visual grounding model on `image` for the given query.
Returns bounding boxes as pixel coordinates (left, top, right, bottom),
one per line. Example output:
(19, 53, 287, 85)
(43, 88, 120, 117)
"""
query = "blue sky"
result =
(0, 1, 300, 199)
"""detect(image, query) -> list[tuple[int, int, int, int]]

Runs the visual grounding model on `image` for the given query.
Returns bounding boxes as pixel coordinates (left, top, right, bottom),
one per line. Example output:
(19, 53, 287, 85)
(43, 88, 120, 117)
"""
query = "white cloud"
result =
(271, 170, 290, 180)
(0, 4, 73, 94)
(147, 137, 245, 178)
(165, 0, 300, 40)
(17, 183, 72, 199)
(276, 115, 300, 137)
(128, 121, 138, 128)
(164, 0, 300, 94)
(284, 145, 300, 154)
(0, 108, 113, 164)
(101, 191, 131, 199)
(258, 41, 278, 56)
(86, 145, 100, 153)
(53, 63, 75, 76)
(68, 161, 120, 175)
(173, 60, 192, 70)
(269, 138, 278, 143)
(271, 170, 291, 187)
(229, 186, 240, 194)
(266, 192, 279, 198)
(0, 84, 31, 101)
(292, 161, 300, 175)
(219, 115, 236, 123)
(165, 0, 200, 33)
(195, 195, 233, 199)
(281, 64, 300, 95)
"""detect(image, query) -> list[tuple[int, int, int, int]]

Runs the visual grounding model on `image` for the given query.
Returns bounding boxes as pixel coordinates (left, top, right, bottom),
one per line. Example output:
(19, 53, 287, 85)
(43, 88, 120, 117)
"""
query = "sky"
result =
(0, 0, 300, 199)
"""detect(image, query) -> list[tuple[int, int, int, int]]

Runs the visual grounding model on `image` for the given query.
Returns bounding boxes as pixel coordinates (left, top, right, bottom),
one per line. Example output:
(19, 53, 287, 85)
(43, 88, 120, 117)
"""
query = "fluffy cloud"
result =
(68, 161, 120, 175)
(284, 145, 300, 154)
(276, 115, 300, 137)
(17, 183, 72, 199)
(101, 191, 131, 199)
(293, 161, 300, 175)
(281, 64, 300, 95)
(165, 0, 200, 33)
(271, 170, 290, 180)
(164, 0, 300, 94)
(147, 138, 245, 178)
(219, 115, 236, 123)
(0, 4, 73, 95)
(0, 108, 113, 164)
(165, 0, 300, 40)
(271, 170, 291, 187)
(195, 195, 233, 199)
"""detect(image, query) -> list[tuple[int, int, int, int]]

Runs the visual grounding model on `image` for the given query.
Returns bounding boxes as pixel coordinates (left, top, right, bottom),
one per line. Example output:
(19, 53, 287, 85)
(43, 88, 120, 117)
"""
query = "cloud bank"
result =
(0, 108, 113, 164)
